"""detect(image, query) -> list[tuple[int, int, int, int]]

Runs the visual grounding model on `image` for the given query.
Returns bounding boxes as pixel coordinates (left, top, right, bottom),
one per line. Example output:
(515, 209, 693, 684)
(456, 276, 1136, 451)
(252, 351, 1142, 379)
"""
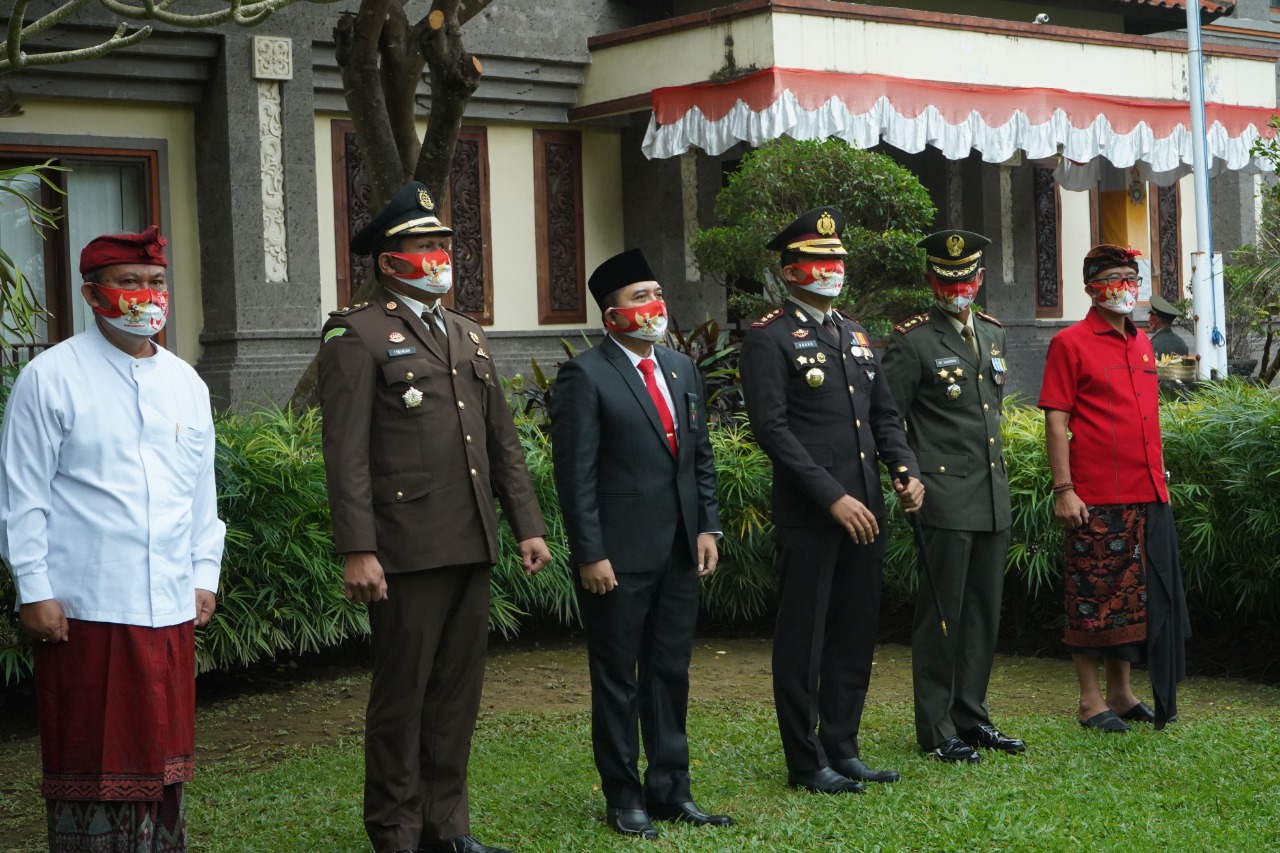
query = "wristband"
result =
(1052, 481, 1075, 494)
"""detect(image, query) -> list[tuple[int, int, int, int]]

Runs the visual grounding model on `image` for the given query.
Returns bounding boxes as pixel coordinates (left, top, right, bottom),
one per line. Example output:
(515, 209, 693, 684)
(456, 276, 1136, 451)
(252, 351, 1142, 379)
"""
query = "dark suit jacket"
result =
(1149, 326, 1190, 359)
(317, 286, 546, 573)
(549, 336, 719, 574)
(882, 306, 1010, 532)
(740, 300, 918, 527)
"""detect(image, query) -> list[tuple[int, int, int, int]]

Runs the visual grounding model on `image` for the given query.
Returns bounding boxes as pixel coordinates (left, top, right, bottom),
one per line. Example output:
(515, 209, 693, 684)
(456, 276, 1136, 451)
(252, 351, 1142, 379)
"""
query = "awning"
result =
(641, 67, 1277, 187)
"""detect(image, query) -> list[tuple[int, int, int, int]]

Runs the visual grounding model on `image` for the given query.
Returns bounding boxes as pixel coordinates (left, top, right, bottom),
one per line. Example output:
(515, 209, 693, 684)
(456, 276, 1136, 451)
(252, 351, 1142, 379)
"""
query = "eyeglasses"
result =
(1089, 273, 1142, 287)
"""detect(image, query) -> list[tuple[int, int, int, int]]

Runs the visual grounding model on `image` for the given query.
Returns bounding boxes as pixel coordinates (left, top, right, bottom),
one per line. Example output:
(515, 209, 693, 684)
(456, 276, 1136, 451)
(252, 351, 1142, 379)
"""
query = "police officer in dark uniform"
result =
(1147, 294, 1191, 359)
(317, 182, 552, 853)
(740, 207, 924, 794)
(882, 230, 1026, 764)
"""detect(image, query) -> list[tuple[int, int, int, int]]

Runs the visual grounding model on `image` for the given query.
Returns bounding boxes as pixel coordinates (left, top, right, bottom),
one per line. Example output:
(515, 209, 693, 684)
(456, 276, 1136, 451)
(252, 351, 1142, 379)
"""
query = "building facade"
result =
(1, 0, 1276, 405)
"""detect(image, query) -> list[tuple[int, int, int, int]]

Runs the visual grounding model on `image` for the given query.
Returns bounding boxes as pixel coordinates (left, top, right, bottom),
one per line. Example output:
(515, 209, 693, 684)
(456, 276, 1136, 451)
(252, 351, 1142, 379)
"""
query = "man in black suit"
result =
(549, 249, 730, 840)
(740, 207, 924, 794)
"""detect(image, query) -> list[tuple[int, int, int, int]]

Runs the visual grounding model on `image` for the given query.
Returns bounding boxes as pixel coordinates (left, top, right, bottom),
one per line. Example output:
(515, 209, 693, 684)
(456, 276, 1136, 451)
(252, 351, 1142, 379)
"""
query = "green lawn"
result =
(181, 697, 1278, 853)
(4, 672, 1278, 852)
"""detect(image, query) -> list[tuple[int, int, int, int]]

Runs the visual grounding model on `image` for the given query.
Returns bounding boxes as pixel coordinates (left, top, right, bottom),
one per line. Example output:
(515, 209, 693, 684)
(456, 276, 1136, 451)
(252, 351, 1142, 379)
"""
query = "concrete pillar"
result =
(194, 32, 323, 410)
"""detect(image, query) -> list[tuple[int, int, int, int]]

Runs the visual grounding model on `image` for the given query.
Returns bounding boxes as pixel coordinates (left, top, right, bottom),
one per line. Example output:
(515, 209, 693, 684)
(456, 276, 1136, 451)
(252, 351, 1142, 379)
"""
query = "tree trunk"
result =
(290, 0, 491, 410)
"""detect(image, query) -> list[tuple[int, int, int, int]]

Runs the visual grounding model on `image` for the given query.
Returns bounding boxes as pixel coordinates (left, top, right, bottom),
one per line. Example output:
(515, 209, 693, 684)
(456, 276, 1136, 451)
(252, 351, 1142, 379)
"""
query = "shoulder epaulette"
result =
(975, 311, 1003, 327)
(752, 307, 784, 328)
(329, 301, 371, 317)
(445, 305, 478, 323)
(894, 314, 928, 334)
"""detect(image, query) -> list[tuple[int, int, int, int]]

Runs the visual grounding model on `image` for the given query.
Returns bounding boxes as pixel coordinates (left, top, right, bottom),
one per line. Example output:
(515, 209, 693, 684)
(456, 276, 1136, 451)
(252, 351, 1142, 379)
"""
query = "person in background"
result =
(1146, 294, 1190, 359)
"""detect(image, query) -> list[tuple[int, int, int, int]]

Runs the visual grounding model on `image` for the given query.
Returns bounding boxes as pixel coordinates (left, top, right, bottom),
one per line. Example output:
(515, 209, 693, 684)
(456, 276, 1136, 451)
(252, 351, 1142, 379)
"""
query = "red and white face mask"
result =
(932, 279, 981, 314)
(386, 249, 453, 294)
(1089, 278, 1139, 315)
(790, 260, 845, 298)
(604, 300, 669, 342)
(92, 285, 168, 335)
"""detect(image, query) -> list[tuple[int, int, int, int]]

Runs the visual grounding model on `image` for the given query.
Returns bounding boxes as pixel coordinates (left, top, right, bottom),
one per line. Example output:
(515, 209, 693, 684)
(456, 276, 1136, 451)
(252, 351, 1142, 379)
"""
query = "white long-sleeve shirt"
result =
(0, 324, 225, 627)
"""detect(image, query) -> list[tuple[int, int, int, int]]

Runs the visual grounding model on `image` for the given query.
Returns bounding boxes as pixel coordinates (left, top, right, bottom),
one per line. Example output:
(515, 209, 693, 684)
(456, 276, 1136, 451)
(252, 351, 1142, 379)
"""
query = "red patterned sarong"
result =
(34, 620, 196, 802)
(1063, 504, 1148, 648)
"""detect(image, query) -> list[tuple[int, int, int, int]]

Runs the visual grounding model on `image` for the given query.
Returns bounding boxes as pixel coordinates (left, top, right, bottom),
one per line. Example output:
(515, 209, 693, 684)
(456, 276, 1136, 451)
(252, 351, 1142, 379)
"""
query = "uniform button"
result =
(989, 437, 996, 445)
(978, 374, 984, 382)
(457, 401, 465, 409)
(938, 466, 946, 473)
(848, 385, 855, 394)
(983, 403, 989, 412)
(485, 373, 490, 380)
(860, 452, 866, 460)
(395, 491, 404, 501)
(452, 368, 458, 375)
(990, 462, 996, 469)
(470, 468, 477, 478)
(843, 354, 848, 360)
(855, 419, 862, 428)
(406, 371, 415, 380)
(466, 435, 473, 444)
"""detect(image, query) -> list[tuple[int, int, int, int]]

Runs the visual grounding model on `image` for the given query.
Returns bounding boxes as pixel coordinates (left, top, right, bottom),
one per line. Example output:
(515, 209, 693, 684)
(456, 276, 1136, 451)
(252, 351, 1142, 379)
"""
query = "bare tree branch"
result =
(0, 0, 345, 74)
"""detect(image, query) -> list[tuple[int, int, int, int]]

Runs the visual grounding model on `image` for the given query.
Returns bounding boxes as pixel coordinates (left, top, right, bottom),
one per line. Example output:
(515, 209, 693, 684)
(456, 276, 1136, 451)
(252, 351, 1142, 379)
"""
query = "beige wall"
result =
(3, 98, 202, 364)
(582, 10, 1276, 109)
(314, 117, 619, 332)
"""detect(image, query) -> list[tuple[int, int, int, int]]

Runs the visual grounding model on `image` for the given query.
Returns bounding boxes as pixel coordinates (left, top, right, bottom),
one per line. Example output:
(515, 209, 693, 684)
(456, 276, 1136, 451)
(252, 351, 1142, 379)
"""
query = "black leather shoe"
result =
(418, 836, 513, 853)
(960, 724, 1027, 754)
(787, 766, 866, 794)
(606, 806, 659, 839)
(1118, 702, 1156, 723)
(1080, 710, 1129, 733)
(646, 800, 733, 827)
(927, 735, 981, 763)
(828, 756, 900, 783)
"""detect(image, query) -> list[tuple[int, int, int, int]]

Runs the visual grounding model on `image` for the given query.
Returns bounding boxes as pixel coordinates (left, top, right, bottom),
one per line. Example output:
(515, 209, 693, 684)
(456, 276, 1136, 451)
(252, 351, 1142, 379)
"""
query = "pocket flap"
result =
(381, 357, 432, 387)
(372, 472, 432, 505)
(472, 360, 494, 385)
(918, 451, 968, 477)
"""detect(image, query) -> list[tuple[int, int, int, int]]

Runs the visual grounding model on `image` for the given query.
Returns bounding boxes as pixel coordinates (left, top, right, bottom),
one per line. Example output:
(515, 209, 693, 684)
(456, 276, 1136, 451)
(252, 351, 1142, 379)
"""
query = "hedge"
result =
(2, 381, 1278, 685)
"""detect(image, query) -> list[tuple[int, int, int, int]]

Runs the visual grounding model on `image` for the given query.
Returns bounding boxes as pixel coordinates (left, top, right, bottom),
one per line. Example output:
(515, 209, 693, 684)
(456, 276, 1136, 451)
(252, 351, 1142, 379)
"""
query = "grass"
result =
(6, 696, 1261, 852)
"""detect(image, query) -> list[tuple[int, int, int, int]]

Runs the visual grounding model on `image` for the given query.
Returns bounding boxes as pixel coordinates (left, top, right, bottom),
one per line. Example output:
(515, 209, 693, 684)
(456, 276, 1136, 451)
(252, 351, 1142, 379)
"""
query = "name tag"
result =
(793, 340, 818, 350)
(387, 346, 418, 358)
(934, 356, 961, 368)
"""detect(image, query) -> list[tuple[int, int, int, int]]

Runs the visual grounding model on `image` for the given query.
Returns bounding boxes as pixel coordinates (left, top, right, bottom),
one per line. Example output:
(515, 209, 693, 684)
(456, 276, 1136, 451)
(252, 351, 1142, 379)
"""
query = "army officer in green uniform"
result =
(1147, 294, 1191, 359)
(882, 230, 1026, 764)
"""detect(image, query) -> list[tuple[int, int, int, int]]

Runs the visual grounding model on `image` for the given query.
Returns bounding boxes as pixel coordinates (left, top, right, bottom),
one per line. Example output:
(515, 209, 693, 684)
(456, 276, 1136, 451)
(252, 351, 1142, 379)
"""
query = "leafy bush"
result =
(689, 138, 935, 337)
(5, 381, 1280, 685)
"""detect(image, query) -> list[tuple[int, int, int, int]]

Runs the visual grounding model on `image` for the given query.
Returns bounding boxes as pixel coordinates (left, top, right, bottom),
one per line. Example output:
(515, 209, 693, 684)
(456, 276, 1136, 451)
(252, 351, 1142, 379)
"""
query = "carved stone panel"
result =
(1033, 166, 1061, 317)
(535, 130, 585, 324)
(343, 128, 373, 302)
(258, 81, 288, 282)
(447, 130, 493, 323)
(252, 36, 293, 81)
(1157, 184, 1181, 301)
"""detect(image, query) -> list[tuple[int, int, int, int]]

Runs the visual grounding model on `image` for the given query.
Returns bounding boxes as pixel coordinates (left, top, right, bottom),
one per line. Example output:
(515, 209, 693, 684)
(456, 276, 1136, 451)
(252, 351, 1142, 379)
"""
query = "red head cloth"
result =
(79, 225, 169, 275)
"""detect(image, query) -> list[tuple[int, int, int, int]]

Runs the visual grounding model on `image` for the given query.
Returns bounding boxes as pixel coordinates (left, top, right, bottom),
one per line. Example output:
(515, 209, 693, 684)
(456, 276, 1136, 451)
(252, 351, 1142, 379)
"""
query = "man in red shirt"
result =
(1038, 244, 1190, 734)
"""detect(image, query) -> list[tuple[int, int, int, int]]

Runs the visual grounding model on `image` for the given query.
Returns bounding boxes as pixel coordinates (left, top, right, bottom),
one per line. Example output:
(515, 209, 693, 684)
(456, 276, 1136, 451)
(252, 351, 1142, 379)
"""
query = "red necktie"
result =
(637, 358, 677, 456)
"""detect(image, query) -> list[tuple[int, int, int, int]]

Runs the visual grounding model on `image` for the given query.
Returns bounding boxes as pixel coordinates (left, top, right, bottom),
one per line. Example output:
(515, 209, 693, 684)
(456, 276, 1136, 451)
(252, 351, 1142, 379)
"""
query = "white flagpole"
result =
(1186, 1, 1227, 379)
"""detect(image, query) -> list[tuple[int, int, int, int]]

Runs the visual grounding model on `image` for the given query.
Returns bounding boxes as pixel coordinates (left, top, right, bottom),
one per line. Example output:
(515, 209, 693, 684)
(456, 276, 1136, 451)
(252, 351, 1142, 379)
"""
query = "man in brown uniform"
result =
(318, 181, 551, 853)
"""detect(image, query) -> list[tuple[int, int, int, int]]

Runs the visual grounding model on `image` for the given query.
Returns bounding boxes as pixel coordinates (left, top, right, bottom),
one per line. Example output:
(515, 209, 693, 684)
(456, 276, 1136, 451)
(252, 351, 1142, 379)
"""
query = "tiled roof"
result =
(1114, 0, 1233, 14)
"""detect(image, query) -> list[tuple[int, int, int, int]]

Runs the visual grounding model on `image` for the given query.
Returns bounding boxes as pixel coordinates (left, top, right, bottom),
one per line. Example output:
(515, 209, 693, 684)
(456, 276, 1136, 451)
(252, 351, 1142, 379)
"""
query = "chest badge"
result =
(388, 332, 405, 343)
(792, 328, 811, 339)
(468, 331, 481, 344)
(806, 367, 825, 388)
(816, 352, 827, 364)
(402, 387, 424, 409)
(946, 382, 962, 400)
(990, 342, 1001, 356)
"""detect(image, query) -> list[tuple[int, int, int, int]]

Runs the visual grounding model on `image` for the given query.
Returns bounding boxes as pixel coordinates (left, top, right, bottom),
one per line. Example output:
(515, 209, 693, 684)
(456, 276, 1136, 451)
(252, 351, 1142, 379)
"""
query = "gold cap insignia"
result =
(817, 212, 837, 237)
(418, 188, 434, 211)
(946, 234, 965, 258)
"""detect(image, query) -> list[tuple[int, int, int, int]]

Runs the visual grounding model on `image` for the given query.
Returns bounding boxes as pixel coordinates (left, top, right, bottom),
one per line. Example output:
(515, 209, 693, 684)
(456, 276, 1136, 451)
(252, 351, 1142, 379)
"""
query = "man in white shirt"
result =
(0, 226, 224, 853)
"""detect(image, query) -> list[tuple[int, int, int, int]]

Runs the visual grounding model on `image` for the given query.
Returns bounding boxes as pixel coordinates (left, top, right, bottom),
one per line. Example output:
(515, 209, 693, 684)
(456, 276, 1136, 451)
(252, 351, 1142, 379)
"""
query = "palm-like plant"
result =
(0, 161, 63, 346)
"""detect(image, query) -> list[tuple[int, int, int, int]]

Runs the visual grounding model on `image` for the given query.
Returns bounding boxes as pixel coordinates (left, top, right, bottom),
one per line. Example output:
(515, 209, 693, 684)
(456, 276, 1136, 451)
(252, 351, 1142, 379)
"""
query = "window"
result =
(0, 145, 160, 355)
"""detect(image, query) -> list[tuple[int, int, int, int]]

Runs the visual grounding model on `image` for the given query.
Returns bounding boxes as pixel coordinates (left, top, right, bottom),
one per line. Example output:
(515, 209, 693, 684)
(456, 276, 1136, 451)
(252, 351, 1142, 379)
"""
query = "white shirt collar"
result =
(787, 296, 832, 325)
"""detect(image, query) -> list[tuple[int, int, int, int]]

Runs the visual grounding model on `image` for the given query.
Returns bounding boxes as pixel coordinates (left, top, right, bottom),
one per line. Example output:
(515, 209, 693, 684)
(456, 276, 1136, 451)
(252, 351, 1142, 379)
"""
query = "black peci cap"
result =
(588, 249, 658, 308)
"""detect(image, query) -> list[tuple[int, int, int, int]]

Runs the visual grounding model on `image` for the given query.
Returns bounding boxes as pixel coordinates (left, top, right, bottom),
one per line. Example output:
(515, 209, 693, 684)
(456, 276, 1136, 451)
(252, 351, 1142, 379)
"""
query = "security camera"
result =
(1033, 13, 1050, 24)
